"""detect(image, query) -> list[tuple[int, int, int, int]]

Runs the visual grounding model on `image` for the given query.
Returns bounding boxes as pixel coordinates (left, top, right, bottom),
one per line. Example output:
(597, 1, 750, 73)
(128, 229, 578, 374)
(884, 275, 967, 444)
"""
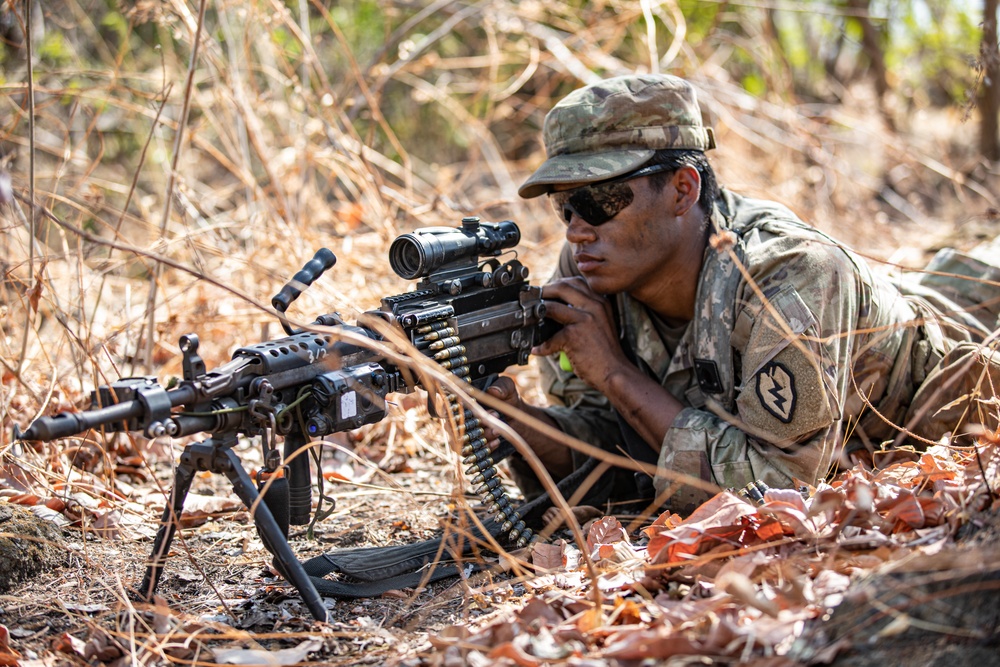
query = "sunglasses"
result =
(549, 163, 675, 226)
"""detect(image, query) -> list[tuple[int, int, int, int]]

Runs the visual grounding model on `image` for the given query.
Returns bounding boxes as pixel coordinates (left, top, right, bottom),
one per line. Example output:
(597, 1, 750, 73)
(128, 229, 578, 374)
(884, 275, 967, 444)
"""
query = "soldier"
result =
(485, 73, 1000, 512)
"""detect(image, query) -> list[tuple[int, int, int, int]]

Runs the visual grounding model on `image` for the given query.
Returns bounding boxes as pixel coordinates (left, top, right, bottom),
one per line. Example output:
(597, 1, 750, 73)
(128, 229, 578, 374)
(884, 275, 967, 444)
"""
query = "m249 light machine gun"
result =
(15, 217, 556, 623)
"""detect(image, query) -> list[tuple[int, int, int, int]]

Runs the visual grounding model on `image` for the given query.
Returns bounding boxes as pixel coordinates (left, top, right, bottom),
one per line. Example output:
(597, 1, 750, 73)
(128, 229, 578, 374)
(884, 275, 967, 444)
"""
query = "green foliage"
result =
(38, 31, 73, 67)
(270, 26, 303, 59)
(888, 0, 981, 105)
(99, 10, 128, 46)
(673, 0, 979, 106)
(327, 1, 388, 65)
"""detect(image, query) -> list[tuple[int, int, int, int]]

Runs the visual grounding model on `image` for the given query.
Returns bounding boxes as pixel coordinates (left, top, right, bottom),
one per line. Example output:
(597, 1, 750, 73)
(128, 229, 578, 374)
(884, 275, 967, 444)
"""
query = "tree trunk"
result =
(847, 0, 894, 130)
(982, 0, 1000, 162)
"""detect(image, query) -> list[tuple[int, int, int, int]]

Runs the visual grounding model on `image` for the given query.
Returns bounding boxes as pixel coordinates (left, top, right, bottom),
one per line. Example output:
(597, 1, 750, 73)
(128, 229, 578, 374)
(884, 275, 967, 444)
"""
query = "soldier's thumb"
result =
(485, 375, 517, 401)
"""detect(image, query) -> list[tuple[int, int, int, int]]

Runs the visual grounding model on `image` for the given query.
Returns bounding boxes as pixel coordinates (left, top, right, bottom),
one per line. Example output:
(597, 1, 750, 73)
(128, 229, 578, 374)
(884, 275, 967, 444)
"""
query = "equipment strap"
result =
(299, 454, 616, 597)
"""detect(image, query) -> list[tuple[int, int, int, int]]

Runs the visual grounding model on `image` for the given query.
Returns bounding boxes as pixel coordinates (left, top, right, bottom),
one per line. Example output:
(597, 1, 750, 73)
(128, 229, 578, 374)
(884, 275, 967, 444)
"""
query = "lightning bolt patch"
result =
(755, 361, 796, 423)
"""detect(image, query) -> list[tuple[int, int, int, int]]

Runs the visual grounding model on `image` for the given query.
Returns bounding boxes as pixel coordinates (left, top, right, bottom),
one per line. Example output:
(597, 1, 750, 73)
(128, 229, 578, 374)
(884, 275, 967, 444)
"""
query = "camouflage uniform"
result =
(519, 74, 1000, 511)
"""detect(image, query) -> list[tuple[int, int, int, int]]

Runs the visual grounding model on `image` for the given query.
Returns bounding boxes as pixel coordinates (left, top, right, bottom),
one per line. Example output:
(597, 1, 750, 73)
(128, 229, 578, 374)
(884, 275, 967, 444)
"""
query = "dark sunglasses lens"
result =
(568, 189, 614, 226)
(553, 181, 635, 226)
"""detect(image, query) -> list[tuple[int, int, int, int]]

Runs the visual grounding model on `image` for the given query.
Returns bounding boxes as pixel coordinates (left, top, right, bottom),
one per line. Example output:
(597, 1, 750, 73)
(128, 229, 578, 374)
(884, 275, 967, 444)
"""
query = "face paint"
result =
(548, 163, 675, 226)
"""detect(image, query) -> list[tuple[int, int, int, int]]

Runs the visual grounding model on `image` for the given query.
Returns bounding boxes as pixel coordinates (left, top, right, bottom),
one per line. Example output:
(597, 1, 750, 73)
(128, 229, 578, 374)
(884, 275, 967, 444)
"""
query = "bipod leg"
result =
(220, 448, 328, 623)
(137, 453, 197, 602)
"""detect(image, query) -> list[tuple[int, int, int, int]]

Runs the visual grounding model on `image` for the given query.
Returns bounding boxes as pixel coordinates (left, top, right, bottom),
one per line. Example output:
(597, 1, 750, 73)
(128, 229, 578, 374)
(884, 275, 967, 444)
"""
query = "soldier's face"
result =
(555, 174, 689, 301)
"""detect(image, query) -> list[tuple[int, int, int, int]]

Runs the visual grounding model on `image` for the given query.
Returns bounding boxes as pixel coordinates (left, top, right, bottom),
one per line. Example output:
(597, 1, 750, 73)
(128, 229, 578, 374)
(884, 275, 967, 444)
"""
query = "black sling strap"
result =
(296, 451, 625, 597)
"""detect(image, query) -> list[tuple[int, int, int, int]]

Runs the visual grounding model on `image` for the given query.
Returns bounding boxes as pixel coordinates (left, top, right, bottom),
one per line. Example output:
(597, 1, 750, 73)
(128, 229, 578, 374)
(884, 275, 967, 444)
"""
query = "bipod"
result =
(135, 433, 329, 622)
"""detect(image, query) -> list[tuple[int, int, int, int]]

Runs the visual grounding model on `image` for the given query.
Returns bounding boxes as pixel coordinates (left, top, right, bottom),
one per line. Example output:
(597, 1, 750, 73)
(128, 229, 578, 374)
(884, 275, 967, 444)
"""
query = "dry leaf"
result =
(602, 630, 707, 660)
(213, 638, 323, 665)
(575, 606, 605, 633)
(52, 633, 87, 658)
(0, 625, 21, 667)
(91, 511, 123, 540)
(716, 570, 780, 618)
(586, 516, 627, 553)
(178, 494, 243, 528)
(487, 641, 541, 667)
(516, 598, 563, 627)
(531, 541, 565, 571)
(27, 270, 44, 314)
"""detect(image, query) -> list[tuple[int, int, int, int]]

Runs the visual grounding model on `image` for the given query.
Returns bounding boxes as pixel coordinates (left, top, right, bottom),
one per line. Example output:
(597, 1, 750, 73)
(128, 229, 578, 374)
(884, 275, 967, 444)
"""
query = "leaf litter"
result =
(417, 439, 1000, 666)
(2, 415, 998, 667)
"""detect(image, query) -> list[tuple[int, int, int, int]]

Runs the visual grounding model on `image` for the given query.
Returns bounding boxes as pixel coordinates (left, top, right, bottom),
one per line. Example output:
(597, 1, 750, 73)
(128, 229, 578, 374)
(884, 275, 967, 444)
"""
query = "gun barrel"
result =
(17, 399, 146, 441)
(16, 383, 200, 442)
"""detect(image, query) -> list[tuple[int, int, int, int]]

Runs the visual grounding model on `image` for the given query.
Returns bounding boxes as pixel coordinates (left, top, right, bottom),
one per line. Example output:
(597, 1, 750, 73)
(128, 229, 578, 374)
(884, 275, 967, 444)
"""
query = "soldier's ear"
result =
(670, 166, 701, 217)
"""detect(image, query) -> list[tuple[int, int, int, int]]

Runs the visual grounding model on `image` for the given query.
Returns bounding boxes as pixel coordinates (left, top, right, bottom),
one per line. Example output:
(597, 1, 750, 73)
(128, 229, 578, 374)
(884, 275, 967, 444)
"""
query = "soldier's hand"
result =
(534, 277, 628, 393)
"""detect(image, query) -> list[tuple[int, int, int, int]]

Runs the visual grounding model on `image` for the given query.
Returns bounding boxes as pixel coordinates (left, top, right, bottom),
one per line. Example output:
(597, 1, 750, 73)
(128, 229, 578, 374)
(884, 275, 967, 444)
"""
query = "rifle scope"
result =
(389, 218, 520, 280)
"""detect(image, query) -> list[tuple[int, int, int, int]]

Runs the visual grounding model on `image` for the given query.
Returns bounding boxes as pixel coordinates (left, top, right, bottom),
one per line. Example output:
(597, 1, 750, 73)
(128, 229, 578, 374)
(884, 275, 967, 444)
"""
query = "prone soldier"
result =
(484, 73, 1000, 512)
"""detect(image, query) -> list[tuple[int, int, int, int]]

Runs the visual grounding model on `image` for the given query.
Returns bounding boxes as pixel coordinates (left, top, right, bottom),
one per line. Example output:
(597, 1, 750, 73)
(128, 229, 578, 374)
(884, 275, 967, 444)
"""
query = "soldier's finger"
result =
(541, 300, 587, 325)
(542, 279, 600, 309)
(485, 375, 517, 402)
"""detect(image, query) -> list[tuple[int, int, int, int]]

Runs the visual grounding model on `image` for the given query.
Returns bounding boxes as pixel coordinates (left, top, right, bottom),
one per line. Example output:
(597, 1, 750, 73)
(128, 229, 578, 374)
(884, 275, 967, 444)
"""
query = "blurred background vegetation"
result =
(0, 0, 998, 416)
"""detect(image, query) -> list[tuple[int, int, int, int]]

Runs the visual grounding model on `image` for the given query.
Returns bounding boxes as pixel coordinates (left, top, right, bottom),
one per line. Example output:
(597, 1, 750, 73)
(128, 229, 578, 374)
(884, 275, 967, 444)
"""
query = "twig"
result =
(17, 0, 35, 377)
(140, 0, 208, 372)
(87, 83, 173, 335)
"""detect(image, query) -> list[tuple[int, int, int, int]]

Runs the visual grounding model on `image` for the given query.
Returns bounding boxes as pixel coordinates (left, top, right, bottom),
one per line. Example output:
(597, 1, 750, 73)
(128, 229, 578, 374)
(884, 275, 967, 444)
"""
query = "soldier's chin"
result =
(582, 275, 619, 295)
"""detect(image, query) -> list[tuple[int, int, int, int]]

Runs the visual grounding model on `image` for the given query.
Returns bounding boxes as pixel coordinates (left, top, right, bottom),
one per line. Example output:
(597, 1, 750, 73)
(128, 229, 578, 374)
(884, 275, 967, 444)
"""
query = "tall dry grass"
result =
(1, 0, 995, 517)
(0, 2, 997, 655)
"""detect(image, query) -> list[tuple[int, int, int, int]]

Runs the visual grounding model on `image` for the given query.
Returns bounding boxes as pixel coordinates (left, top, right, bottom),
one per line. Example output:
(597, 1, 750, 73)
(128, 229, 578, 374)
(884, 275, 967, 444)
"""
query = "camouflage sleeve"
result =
(654, 235, 857, 509)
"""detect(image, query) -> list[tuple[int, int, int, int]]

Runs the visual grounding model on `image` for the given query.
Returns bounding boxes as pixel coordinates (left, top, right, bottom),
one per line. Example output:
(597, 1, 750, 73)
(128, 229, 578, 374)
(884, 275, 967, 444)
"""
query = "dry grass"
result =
(1, 1, 999, 665)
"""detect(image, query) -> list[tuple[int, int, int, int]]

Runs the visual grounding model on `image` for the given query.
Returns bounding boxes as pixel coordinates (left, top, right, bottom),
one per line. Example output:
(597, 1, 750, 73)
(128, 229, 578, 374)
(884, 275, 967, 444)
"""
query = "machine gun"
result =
(15, 217, 557, 622)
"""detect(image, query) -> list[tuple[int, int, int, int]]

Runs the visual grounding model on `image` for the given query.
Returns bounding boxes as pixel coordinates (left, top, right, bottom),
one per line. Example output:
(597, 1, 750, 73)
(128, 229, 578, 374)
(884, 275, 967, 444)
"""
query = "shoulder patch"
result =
(755, 361, 796, 423)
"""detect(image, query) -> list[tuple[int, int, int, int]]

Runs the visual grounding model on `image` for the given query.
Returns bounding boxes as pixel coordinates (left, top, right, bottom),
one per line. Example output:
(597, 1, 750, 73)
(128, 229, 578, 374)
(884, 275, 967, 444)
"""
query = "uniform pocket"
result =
(711, 459, 754, 490)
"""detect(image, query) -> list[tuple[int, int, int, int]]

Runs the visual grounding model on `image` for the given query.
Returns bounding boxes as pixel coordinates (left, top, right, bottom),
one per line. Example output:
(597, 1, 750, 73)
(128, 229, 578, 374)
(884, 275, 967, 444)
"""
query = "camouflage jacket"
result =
(540, 189, 994, 510)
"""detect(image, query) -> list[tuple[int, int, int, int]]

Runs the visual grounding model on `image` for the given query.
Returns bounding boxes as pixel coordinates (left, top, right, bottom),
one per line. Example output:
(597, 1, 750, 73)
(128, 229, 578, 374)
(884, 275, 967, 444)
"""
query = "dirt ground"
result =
(1, 423, 999, 666)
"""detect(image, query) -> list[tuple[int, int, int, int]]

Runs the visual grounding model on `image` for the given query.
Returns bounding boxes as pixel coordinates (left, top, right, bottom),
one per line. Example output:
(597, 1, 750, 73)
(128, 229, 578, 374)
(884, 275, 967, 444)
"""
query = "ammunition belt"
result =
(412, 315, 533, 548)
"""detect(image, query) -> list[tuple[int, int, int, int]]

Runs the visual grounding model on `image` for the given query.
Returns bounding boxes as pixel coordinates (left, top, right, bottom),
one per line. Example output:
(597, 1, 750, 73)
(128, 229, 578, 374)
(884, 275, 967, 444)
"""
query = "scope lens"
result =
(389, 236, 425, 279)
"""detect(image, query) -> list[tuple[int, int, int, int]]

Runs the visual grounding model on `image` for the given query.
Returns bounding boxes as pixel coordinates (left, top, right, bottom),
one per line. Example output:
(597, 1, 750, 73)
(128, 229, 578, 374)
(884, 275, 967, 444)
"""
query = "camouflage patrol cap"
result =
(519, 74, 715, 199)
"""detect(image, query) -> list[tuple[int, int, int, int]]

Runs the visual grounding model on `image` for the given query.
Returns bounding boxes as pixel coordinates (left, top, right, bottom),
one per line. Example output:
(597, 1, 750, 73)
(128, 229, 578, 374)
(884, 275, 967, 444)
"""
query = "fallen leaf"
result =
(0, 625, 22, 667)
(531, 541, 566, 571)
(178, 494, 243, 528)
(602, 630, 708, 660)
(488, 641, 541, 667)
(0, 464, 34, 493)
(91, 511, 123, 540)
(27, 268, 44, 314)
(213, 638, 323, 665)
(716, 570, 780, 617)
(586, 516, 628, 553)
(52, 633, 87, 658)
(9, 494, 41, 506)
(516, 597, 563, 627)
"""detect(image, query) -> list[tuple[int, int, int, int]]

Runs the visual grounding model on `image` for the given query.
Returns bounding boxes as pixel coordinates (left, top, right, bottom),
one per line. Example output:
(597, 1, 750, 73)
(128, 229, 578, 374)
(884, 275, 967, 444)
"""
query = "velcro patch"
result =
(755, 361, 796, 423)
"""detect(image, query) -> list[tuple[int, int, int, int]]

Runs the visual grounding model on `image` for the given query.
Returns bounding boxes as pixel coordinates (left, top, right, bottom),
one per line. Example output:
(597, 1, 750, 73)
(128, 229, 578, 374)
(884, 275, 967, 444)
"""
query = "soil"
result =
(822, 507, 1000, 667)
(0, 503, 66, 594)
(2, 446, 999, 666)
(0, 436, 506, 665)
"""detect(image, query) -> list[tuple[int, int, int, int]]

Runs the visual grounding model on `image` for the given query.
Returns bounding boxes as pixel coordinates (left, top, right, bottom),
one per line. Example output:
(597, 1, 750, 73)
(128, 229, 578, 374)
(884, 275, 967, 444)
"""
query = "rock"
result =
(0, 502, 66, 593)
